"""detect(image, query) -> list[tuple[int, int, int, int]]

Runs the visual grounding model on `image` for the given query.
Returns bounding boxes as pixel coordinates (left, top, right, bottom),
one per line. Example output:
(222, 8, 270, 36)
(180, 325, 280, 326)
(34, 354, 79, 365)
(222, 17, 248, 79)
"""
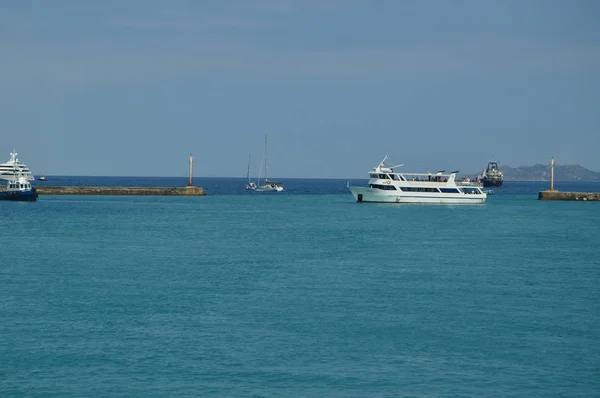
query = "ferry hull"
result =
(0, 188, 38, 202)
(482, 179, 503, 188)
(348, 186, 486, 204)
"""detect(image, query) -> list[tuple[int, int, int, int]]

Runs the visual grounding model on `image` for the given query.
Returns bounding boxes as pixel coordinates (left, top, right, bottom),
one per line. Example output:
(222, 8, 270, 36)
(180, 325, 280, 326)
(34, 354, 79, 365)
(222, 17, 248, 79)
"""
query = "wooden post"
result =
(188, 154, 194, 187)
(550, 157, 555, 191)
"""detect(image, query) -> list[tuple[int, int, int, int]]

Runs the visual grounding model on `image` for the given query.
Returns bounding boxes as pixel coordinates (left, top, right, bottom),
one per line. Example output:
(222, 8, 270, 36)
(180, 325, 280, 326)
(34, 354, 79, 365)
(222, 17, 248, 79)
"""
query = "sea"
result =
(1, 177, 599, 397)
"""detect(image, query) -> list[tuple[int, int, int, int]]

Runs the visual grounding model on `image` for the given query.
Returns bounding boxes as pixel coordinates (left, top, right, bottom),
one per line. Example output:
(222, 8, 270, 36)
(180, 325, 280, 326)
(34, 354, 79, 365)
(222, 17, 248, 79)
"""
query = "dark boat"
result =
(480, 161, 504, 187)
(0, 174, 38, 201)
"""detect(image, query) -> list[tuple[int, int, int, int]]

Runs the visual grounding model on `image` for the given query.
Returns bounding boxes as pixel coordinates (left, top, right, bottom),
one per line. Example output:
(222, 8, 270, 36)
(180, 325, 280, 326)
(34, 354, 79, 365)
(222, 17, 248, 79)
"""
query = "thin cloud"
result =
(230, 0, 366, 13)
(2, 39, 599, 87)
(106, 14, 269, 32)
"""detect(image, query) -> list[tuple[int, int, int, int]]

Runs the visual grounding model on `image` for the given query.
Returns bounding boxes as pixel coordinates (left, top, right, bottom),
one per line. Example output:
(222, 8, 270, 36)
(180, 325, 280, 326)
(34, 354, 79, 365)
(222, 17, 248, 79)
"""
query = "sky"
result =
(1, 0, 599, 178)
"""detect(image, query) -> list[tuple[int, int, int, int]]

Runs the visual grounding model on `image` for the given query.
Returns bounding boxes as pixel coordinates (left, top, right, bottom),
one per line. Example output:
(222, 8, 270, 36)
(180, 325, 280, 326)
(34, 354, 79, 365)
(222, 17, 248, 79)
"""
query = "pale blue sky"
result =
(1, 0, 598, 178)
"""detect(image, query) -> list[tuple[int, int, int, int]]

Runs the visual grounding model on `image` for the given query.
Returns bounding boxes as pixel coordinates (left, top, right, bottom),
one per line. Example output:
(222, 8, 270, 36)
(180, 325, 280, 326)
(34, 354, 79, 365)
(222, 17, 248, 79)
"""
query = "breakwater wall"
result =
(538, 190, 600, 201)
(16, 186, 206, 196)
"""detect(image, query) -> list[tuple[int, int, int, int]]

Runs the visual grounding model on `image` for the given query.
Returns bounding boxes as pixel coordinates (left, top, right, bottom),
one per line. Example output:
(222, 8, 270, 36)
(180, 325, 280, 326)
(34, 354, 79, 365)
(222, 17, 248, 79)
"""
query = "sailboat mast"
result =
(264, 135, 268, 181)
(247, 154, 251, 183)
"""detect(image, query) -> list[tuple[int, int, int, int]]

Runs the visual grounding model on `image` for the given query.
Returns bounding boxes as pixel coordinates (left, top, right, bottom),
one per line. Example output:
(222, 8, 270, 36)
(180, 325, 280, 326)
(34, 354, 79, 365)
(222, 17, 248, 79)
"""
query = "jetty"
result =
(538, 158, 599, 201)
(1, 184, 206, 196)
(0, 154, 207, 197)
(538, 190, 600, 201)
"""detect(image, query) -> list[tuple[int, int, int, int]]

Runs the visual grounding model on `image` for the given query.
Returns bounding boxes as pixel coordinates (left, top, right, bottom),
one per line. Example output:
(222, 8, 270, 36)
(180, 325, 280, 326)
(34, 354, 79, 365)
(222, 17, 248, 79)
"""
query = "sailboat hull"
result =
(255, 184, 284, 192)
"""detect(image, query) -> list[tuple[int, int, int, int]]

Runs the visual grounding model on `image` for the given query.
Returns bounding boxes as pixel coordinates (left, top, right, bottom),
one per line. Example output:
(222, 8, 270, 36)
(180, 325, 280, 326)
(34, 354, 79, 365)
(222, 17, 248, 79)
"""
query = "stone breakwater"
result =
(1, 186, 207, 196)
(538, 190, 600, 201)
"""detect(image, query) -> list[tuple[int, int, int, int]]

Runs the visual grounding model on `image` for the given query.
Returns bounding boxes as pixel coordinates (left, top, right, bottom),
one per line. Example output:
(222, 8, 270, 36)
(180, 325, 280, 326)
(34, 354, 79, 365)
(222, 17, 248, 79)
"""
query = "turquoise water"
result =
(2, 185, 599, 396)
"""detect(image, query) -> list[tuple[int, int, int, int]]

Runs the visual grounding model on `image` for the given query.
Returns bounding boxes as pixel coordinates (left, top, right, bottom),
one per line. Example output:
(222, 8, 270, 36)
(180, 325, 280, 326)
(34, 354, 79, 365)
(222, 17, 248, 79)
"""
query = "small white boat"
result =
(0, 151, 34, 181)
(38, 176, 47, 181)
(348, 155, 487, 204)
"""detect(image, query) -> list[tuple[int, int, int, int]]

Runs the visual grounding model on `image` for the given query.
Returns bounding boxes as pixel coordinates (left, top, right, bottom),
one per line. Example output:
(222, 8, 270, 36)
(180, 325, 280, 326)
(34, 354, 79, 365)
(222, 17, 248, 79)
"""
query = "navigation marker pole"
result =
(550, 157, 555, 191)
(188, 154, 194, 187)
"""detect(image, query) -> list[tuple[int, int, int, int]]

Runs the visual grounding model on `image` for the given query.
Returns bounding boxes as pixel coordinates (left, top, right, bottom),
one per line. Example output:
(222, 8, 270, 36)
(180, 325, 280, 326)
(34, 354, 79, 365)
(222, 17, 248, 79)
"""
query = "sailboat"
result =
(254, 135, 284, 192)
(245, 154, 257, 190)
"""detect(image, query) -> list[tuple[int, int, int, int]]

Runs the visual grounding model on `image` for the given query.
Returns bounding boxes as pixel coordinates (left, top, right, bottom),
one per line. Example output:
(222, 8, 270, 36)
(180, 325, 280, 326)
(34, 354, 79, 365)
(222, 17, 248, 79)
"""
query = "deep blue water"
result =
(29, 175, 600, 196)
(1, 179, 599, 396)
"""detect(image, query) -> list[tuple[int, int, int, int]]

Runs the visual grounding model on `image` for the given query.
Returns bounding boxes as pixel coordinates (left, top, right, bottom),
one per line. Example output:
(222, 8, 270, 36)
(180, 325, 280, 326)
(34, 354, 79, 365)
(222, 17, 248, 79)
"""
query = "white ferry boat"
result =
(348, 155, 487, 204)
(0, 151, 34, 181)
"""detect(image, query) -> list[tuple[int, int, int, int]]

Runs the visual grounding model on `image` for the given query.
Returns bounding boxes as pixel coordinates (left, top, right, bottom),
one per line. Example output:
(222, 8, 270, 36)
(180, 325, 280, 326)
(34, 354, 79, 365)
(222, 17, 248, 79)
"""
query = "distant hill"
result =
(500, 164, 600, 182)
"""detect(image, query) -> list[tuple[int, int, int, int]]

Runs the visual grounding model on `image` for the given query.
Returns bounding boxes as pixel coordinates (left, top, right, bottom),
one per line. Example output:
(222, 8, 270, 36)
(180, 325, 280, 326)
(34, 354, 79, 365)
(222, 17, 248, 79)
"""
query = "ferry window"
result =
(440, 188, 459, 193)
(378, 174, 389, 179)
(370, 184, 397, 190)
(402, 187, 439, 193)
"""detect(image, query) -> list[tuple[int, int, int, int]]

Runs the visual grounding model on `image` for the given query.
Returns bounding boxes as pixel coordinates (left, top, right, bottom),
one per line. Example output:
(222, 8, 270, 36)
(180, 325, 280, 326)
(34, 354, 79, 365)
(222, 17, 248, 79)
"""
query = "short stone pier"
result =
(538, 190, 600, 201)
(537, 157, 599, 201)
